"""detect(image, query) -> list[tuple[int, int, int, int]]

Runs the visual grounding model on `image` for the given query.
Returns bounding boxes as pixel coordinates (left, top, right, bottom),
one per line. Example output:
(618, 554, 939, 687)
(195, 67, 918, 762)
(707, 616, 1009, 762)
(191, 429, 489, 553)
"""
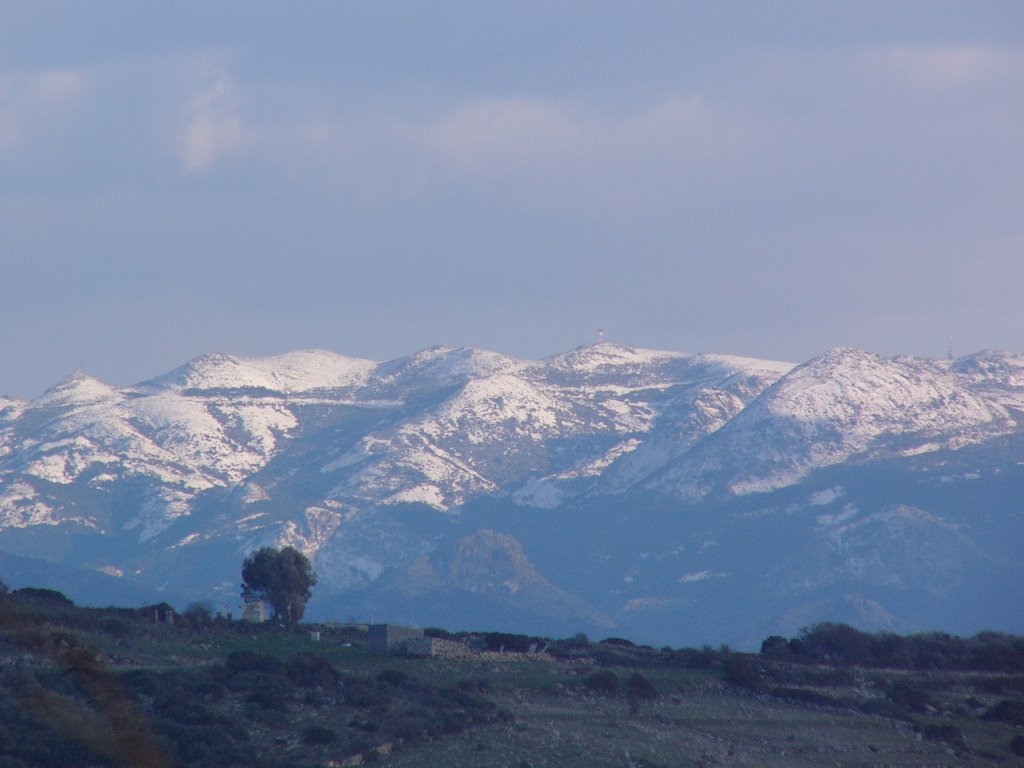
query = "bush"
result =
(181, 600, 213, 625)
(287, 653, 340, 689)
(600, 637, 636, 647)
(342, 676, 382, 708)
(10, 587, 74, 607)
(680, 645, 719, 669)
(565, 632, 590, 649)
(769, 687, 840, 707)
(377, 668, 411, 687)
(246, 688, 289, 712)
(625, 673, 657, 700)
(724, 654, 763, 691)
(921, 724, 967, 751)
(302, 725, 337, 745)
(625, 673, 656, 715)
(591, 646, 635, 667)
(157, 720, 254, 766)
(584, 670, 619, 694)
(225, 650, 284, 676)
(760, 635, 791, 658)
(800, 623, 873, 665)
(1010, 734, 1024, 757)
(887, 680, 932, 714)
(982, 699, 1024, 726)
(98, 616, 130, 638)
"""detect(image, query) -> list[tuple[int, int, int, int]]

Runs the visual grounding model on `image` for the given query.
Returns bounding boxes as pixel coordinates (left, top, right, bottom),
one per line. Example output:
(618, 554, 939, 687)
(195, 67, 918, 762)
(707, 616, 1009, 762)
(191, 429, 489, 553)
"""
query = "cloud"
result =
(426, 95, 719, 183)
(164, 41, 1022, 227)
(269, 94, 729, 213)
(0, 69, 88, 155)
(180, 73, 250, 173)
(860, 44, 1024, 88)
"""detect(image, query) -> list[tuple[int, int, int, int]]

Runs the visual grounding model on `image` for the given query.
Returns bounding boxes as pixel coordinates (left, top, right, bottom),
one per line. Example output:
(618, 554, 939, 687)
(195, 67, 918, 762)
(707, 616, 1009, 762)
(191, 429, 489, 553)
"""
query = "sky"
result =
(2, 1, 1023, 399)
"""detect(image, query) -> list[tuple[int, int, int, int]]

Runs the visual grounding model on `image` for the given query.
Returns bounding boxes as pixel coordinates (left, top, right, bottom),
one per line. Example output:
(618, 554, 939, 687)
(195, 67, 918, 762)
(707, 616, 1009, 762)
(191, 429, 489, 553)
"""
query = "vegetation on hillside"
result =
(1, 583, 1023, 767)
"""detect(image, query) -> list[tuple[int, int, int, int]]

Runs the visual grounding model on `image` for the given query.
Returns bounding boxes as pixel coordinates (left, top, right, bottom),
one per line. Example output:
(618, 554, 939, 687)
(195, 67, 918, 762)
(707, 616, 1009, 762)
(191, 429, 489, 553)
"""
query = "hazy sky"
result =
(2, 1, 1023, 399)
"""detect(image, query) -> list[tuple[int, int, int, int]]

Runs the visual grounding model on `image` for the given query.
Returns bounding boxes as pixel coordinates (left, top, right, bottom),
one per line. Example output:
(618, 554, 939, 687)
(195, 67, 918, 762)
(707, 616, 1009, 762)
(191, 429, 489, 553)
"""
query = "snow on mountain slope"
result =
(372, 346, 535, 393)
(546, 343, 690, 381)
(650, 347, 1017, 498)
(144, 349, 378, 393)
(317, 344, 791, 512)
(0, 396, 26, 460)
(321, 370, 597, 510)
(3, 341, 1022, 604)
(0, 354, 377, 536)
(512, 350, 794, 506)
(949, 349, 1024, 410)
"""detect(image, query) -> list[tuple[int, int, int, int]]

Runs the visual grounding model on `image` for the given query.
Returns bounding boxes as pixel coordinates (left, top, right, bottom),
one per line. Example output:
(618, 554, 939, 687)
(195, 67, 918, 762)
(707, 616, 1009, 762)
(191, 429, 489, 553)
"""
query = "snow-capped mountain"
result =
(648, 347, 1017, 499)
(1, 343, 1022, 646)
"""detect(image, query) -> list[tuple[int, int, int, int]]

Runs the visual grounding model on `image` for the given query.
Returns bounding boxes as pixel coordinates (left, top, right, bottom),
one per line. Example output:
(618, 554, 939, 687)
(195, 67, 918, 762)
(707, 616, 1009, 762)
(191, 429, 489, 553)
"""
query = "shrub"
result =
(584, 670, 619, 694)
(287, 653, 340, 689)
(800, 623, 873, 665)
(1010, 734, 1024, 757)
(565, 632, 590, 649)
(153, 689, 221, 726)
(225, 650, 284, 676)
(98, 616, 130, 638)
(10, 587, 74, 607)
(377, 668, 411, 687)
(342, 676, 381, 708)
(921, 724, 967, 751)
(982, 699, 1024, 725)
(769, 687, 839, 707)
(625, 673, 657, 700)
(181, 600, 213, 625)
(591, 646, 634, 667)
(245, 688, 289, 712)
(600, 637, 636, 648)
(760, 635, 790, 658)
(684, 646, 719, 669)
(157, 721, 254, 766)
(625, 672, 656, 715)
(887, 680, 932, 714)
(302, 725, 337, 745)
(724, 654, 763, 691)
(457, 678, 490, 693)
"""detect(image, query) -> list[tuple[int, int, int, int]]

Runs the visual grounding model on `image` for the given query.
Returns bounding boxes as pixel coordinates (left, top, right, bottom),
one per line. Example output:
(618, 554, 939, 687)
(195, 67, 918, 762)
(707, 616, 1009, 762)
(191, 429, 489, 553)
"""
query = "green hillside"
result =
(1, 586, 1023, 767)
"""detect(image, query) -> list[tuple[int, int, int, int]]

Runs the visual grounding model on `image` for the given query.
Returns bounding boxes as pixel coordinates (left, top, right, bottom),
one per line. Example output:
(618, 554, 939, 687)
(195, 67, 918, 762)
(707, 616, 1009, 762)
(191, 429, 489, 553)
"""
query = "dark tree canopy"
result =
(241, 546, 317, 624)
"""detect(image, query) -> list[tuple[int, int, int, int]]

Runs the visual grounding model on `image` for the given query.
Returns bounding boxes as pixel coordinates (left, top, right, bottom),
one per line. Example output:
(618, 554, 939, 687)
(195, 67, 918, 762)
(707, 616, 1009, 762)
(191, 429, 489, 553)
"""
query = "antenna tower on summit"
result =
(596, 328, 605, 344)
(947, 335, 954, 361)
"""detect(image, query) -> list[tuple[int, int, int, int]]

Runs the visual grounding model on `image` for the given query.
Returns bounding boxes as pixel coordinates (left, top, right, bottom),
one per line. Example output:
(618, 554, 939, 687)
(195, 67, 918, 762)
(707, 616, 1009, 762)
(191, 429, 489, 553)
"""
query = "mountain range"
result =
(1, 343, 1022, 647)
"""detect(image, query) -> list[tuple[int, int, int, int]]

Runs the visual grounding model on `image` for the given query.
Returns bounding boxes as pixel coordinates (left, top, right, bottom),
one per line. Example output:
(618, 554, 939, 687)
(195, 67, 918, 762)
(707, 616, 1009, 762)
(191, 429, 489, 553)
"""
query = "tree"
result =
(241, 546, 317, 624)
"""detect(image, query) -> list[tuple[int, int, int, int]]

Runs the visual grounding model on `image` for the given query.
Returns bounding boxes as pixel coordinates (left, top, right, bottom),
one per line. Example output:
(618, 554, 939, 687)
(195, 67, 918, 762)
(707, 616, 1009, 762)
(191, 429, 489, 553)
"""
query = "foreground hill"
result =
(2, 589, 1023, 768)
(1, 343, 1022, 645)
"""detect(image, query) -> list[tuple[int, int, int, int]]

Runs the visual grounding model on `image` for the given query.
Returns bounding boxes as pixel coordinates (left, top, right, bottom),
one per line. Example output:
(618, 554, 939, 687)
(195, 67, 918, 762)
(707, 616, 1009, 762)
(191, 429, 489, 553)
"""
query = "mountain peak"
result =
(142, 349, 378, 393)
(650, 347, 1016, 498)
(376, 345, 533, 386)
(30, 369, 122, 409)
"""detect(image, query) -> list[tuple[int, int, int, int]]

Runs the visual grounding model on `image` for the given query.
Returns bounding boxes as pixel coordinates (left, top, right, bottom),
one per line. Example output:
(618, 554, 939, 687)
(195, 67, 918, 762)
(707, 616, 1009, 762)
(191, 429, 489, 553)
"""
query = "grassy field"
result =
(1, 591, 1023, 767)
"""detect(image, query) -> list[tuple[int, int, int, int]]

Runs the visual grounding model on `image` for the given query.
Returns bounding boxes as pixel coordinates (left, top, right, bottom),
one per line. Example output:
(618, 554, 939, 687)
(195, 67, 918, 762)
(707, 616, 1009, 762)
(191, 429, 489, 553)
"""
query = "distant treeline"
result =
(760, 622, 1024, 673)
(3, 580, 1023, 674)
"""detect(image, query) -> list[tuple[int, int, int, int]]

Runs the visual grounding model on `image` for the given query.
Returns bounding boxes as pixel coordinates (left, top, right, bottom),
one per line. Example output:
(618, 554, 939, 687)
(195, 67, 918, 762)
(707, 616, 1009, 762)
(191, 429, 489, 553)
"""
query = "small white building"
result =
(242, 600, 269, 622)
(367, 624, 424, 654)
